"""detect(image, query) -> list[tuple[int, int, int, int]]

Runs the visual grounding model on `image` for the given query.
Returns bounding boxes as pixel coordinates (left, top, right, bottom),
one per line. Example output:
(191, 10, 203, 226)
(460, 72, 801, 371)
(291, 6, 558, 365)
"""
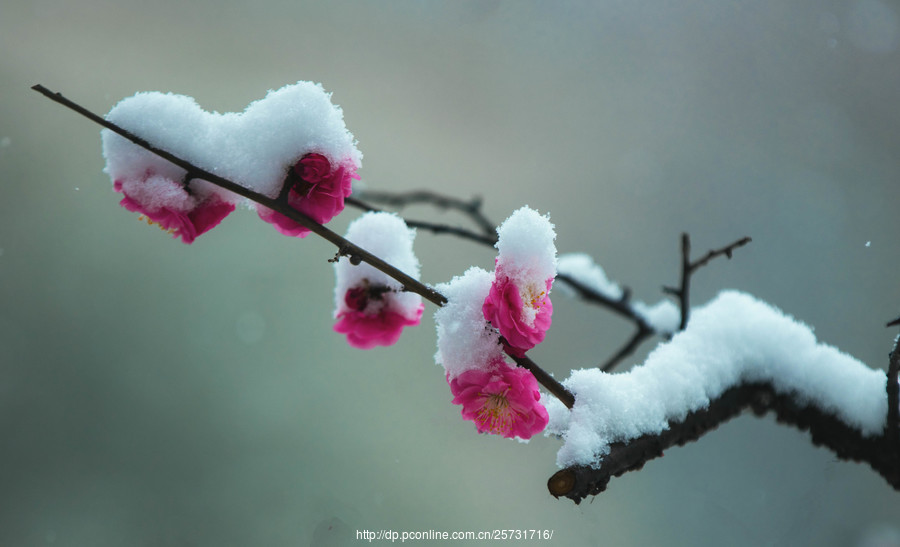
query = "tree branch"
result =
(33, 84, 579, 408)
(349, 194, 673, 370)
(345, 197, 497, 246)
(888, 335, 900, 456)
(549, 376, 900, 503)
(599, 326, 654, 372)
(664, 234, 752, 330)
(353, 190, 496, 238)
(31, 86, 450, 304)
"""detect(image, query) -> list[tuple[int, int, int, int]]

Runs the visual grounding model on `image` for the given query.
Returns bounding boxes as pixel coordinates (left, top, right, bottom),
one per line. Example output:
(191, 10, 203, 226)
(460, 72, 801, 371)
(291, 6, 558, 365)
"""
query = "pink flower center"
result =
(344, 282, 393, 313)
(290, 153, 331, 196)
(476, 390, 513, 435)
(344, 287, 370, 312)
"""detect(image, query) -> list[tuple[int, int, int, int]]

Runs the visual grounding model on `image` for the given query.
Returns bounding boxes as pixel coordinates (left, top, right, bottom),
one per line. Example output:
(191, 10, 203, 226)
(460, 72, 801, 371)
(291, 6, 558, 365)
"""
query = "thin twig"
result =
(664, 234, 752, 331)
(600, 326, 654, 372)
(31, 84, 446, 308)
(354, 189, 496, 238)
(350, 194, 669, 371)
(555, 273, 645, 327)
(554, 271, 659, 370)
(690, 236, 753, 271)
(346, 197, 497, 246)
(33, 84, 578, 408)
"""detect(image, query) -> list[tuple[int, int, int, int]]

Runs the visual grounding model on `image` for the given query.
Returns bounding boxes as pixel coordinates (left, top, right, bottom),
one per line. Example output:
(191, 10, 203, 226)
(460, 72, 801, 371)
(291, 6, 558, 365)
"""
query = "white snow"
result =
(334, 212, 421, 318)
(547, 290, 891, 468)
(434, 207, 559, 378)
(495, 206, 557, 283)
(102, 81, 361, 199)
(557, 253, 623, 301)
(556, 252, 680, 334)
(633, 300, 681, 333)
(434, 267, 505, 379)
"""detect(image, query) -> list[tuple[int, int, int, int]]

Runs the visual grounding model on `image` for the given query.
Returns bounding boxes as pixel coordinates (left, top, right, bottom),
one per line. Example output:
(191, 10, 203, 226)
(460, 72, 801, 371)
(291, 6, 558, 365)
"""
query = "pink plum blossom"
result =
(482, 270, 554, 356)
(448, 359, 549, 439)
(114, 175, 235, 244)
(333, 283, 424, 349)
(257, 153, 359, 237)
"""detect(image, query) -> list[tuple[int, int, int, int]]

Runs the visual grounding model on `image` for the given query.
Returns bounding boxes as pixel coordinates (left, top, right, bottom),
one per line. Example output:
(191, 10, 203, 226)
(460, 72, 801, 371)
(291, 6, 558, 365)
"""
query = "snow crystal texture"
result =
(434, 267, 505, 379)
(102, 81, 362, 199)
(548, 290, 890, 468)
(334, 212, 421, 317)
(557, 252, 679, 334)
(495, 206, 557, 283)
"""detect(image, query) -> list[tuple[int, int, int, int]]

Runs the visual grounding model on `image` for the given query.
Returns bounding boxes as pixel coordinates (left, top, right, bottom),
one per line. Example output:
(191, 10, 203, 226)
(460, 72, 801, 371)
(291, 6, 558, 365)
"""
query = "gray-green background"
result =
(2, 1, 899, 545)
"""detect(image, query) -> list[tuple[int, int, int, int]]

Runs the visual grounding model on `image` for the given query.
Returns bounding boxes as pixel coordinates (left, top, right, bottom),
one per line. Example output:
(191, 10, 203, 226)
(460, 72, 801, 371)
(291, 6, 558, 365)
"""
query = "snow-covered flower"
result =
(482, 206, 558, 355)
(334, 282, 424, 349)
(101, 82, 362, 241)
(257, 153, 359, 237)
(434, 267, 505, 378)
(448, 359, 549, 439)
(483, 273, 553, 356)
(333, 212, 423, 349)
(113, 175, 235, 243)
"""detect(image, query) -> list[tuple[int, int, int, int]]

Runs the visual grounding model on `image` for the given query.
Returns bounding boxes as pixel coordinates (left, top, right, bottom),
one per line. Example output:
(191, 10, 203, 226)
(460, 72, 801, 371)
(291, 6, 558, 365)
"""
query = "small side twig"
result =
(354, 189, 496, 238)
(350, 194, 672, 371)
(600, 326, 654, 372)
(554, 272, 657, 370)
(664, 234, 752, 331)
(345, 197, 497, 246)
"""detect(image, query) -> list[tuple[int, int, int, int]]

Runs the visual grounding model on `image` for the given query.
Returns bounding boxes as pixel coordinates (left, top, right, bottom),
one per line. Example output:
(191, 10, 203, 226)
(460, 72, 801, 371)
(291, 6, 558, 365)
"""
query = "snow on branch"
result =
(348, 193, 696, 371)
(545, 291, 900, 502)
(34, 83, 899, 502)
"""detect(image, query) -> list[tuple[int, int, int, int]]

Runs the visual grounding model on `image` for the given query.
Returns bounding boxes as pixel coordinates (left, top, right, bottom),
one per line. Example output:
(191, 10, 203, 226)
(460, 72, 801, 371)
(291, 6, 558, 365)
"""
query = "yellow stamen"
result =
(137, 215, 177, 235)
(523, 285, 547, 309)
(476, 390, 513, 435)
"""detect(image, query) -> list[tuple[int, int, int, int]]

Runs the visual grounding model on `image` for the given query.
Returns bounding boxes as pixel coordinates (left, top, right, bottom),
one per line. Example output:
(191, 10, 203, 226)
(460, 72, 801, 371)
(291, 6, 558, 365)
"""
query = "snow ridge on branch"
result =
(34, 83, 899, 502)
(546, 291, 900, 502)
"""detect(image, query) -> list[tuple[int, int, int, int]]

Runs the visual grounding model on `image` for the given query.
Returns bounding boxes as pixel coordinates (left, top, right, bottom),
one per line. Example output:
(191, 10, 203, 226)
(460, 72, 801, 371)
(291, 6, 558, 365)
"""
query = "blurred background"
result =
(2, 1, 899, 545)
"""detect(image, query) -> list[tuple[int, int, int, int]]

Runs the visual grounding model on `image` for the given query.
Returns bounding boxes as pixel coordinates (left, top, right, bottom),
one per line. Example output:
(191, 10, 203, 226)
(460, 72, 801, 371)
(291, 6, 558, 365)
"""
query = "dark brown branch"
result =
(888, 336, 900, 455)
(354, 189, 496, 238)
(509, 352, 575, 409)
(675, 233, 691, 330)
(33, 84, 578, 409)
(690, 236, 752, 271)
(555, 272, 661, 370)
(555, 273, 640, 324)
(31, 84, 443, 308)
(549, 378, 900, 503)
(345, 197, 497, 246)
(349, 193, 671, 371)
(664, 234, 752, 331)
(600, 326, 654, 372)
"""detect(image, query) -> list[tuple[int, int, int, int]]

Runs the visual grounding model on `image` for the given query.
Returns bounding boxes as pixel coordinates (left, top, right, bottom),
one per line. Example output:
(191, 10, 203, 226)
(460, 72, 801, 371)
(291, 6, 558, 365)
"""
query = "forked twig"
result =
(664, 233, 752, 330)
